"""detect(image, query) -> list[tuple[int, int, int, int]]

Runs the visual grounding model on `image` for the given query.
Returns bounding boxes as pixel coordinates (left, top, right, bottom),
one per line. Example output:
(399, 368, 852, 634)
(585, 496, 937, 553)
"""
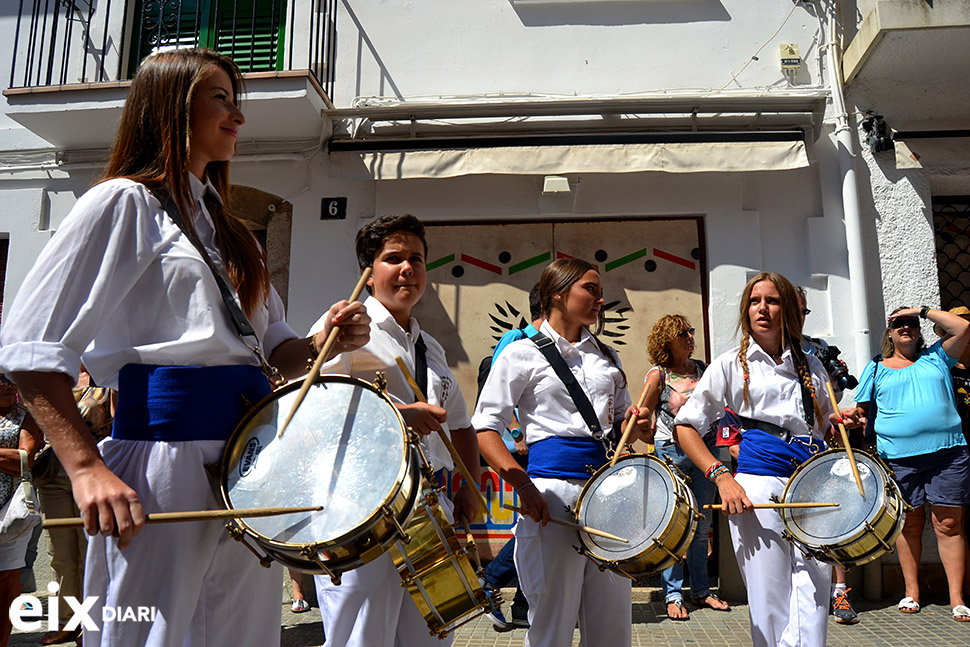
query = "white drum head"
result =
(784, 451, 886, 546)
(576, 455, 678, 561)
(225, 377, 409, 546)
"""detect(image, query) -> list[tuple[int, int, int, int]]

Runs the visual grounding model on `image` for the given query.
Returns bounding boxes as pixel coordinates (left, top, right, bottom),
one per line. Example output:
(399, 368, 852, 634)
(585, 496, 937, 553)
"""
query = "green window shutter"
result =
(213, 0, 287, 72)
(128, 0, 286, 77)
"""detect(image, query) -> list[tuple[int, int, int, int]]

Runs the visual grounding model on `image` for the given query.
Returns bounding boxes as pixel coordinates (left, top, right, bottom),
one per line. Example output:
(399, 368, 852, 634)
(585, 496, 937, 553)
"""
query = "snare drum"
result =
(574, 454, 700, 579)
(781, 448, 906, 569)
(388, 486, 493, 638)
(220, 375, 421, 583)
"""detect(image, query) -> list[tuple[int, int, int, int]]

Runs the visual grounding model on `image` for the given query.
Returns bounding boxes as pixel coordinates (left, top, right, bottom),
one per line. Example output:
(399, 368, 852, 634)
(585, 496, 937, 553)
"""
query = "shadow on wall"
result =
(341, 0, 404, 101)
(508, 0, 730, 27)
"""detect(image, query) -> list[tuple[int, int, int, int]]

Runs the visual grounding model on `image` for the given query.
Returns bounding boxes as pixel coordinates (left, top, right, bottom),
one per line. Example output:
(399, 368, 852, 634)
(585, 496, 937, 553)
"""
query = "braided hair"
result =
(736, 272, 825, 429)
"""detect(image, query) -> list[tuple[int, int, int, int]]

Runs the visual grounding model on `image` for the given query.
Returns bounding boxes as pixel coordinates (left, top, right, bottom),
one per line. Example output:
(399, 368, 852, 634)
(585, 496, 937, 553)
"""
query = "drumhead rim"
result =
(781, 448, 894, 545)
(220, 374, 415, 549)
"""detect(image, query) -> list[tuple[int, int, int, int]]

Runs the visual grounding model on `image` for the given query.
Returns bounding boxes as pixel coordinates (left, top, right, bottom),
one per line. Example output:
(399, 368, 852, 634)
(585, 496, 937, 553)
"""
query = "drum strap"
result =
(528, 332, 604, 440)
(414, 334, 428, 403)
(150, 188, 283, 387)
(738, 415, 792, 442)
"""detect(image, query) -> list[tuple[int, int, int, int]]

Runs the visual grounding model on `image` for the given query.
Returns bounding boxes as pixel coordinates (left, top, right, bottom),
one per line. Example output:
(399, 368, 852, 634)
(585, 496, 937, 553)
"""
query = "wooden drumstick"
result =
(610, 381, 651, 467)
(43, 505, 324, 528)
(279, 267, 372, 439)
(825, 380, 865, 497)
(395, 356, 489, 516)
(502, 504, 629, 543)
(702, 502, 840, 510)
(460, 514, 482, 572)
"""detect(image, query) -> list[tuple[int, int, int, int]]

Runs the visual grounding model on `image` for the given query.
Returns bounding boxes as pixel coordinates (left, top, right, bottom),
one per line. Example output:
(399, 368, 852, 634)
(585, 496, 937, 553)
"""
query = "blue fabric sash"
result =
(112, 364, 271, 442)
(527, 436, 608, 480)
(736, 429, 824, 478)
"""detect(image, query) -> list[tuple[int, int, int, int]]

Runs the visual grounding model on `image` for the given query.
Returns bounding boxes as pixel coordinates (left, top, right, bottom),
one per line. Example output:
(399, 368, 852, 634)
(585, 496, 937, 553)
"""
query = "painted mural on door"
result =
(417, 218, 707, 554)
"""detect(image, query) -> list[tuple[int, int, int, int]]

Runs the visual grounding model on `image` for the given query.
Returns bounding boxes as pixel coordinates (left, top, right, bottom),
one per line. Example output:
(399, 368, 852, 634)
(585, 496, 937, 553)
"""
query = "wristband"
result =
(514, 481, 537, 494)
(705, 460, 730, 482)
(919, 306, 930, 319)
(305, 336, 320, 371)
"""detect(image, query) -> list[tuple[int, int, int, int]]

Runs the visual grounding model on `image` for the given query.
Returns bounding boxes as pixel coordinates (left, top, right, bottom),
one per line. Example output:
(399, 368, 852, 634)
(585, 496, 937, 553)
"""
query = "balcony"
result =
(842, 0, 970, 132)
(5, 0, 337, 150)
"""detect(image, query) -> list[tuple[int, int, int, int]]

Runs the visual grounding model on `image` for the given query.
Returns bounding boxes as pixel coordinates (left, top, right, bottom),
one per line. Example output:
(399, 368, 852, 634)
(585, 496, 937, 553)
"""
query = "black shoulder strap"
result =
(528, 332, 603, 436)
(151, 188, 257, 339)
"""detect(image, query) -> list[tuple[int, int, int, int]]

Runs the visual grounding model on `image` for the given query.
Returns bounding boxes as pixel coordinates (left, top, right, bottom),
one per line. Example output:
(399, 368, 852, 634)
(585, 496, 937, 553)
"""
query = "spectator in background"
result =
(846, 306, 970, 621)
(795, 286, 859, 625)
(0, 376, 43, 647)
(476, 283, 542, 632)
(642, 314, 729, 620)
(934, 305, 970, 595)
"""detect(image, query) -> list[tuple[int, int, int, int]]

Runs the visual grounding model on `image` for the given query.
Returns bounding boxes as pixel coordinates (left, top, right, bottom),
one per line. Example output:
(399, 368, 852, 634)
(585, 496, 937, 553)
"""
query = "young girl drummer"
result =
(473, 258, 651, 647)
(0, 49, 369, 646)
(673, 272, 839, 647)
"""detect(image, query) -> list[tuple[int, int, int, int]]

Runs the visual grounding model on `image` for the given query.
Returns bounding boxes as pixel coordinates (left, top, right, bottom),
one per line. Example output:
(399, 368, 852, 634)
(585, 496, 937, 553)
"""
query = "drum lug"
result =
(224, 522, 273, 569)
(585, 464, 596, 474)
(373, 371, 388, 394)
(384, 504, 411, 544)
(300, 545, 341, 586)
(769, 495, 781, 504)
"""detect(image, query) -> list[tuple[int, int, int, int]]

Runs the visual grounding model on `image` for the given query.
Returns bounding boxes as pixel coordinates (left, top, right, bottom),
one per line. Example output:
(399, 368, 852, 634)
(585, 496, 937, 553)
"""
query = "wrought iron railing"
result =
(933, 196, 970, 311)
(8, 0, 338, 99)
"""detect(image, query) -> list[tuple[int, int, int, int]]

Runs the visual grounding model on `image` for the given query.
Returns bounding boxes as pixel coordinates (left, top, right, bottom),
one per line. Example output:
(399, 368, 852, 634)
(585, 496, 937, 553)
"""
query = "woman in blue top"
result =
(850, 306, 970, 621)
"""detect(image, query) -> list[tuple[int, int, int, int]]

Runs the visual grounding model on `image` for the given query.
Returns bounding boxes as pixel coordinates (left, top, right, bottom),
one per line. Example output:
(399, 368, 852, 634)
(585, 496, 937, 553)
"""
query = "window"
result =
(933, 196, 970, 311)
(129, 0, 287, 77)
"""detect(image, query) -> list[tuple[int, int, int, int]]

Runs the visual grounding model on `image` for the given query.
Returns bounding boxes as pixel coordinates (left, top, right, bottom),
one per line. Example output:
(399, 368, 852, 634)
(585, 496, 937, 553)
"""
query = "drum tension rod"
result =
(819, 546, 848, 571)
(224, 522, 273, 568)
(781, 530, 815, 562)
(649, 538, 685, 566)
(300, 545, 341, 586)
(664, 457, 693, 485)
(864, 521, 896, 554)
(383, 504, 411, 544)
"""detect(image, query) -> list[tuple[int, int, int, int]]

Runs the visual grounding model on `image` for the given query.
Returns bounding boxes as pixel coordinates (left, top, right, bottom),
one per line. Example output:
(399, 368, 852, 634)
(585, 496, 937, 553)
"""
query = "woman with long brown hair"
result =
(0, 49, 369, 646)
(473, 258, 650, 647)
(673, 272, 839, 647)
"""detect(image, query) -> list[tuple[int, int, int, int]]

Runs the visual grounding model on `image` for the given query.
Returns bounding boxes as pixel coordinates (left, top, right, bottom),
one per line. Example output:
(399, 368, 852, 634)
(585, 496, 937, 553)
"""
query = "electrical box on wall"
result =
(779, 44, 801, 72)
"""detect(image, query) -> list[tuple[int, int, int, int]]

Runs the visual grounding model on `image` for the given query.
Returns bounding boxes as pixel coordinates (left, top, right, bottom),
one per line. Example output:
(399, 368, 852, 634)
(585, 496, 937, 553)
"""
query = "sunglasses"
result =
(889, 318, 920, 330)
(677, 328, 696, 338)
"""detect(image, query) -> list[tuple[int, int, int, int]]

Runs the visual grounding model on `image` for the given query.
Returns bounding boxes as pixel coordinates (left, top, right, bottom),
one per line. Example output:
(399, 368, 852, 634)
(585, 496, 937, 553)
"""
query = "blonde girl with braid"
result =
(672, 272, 843, 647)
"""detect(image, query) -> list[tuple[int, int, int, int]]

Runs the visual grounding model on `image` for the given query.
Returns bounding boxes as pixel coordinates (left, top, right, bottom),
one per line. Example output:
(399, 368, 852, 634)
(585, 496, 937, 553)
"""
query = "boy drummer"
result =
(308, 214, 481, 647)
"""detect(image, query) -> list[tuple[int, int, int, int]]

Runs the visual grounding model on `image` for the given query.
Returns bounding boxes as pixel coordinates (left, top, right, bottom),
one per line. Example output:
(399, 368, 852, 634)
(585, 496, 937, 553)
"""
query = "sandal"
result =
(41, 628, 82, 645)
(666, 600, 689, 621)
(953, 604, 970, 622)
(691, 593, 730, 612)
(291, 598, 310, 613)
(897, 596, 920, 614)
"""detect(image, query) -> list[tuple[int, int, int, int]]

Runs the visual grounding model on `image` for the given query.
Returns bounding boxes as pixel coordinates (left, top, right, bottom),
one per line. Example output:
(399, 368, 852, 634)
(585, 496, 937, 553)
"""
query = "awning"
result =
(894, 132, 970, 170)
(329, 139, 809, 180)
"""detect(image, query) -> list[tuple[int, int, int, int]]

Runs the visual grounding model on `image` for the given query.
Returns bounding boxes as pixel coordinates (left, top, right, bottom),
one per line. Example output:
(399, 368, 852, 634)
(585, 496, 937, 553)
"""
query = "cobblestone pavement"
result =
(274, 587, 970, 647)
(12, 534, 969, 647)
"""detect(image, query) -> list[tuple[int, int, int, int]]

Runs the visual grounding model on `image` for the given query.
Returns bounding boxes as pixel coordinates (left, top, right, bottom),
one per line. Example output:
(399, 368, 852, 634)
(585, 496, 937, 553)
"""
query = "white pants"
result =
(731, 472, 832, 647)
(84, 438, 282, 647)
(315, 495, 455, 647)
(515, 477, 631, 647)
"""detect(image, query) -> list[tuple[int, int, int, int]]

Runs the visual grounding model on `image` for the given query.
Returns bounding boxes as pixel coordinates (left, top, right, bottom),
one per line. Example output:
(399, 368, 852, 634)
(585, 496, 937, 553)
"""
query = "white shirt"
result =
(0, 176, 297, 388)
(674, 338, 835, 439)
(472, 320, 631, 444)
(309, 295, 471, 472)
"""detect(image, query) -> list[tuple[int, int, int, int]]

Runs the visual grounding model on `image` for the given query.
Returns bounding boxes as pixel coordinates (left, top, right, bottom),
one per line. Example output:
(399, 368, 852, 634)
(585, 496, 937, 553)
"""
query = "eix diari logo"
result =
(9, 581, 157, 632)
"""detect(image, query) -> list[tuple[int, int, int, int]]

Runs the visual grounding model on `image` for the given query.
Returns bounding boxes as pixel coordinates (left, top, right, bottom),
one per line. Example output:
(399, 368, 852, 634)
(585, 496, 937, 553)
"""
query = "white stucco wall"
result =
(334, 0, 825, 105)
